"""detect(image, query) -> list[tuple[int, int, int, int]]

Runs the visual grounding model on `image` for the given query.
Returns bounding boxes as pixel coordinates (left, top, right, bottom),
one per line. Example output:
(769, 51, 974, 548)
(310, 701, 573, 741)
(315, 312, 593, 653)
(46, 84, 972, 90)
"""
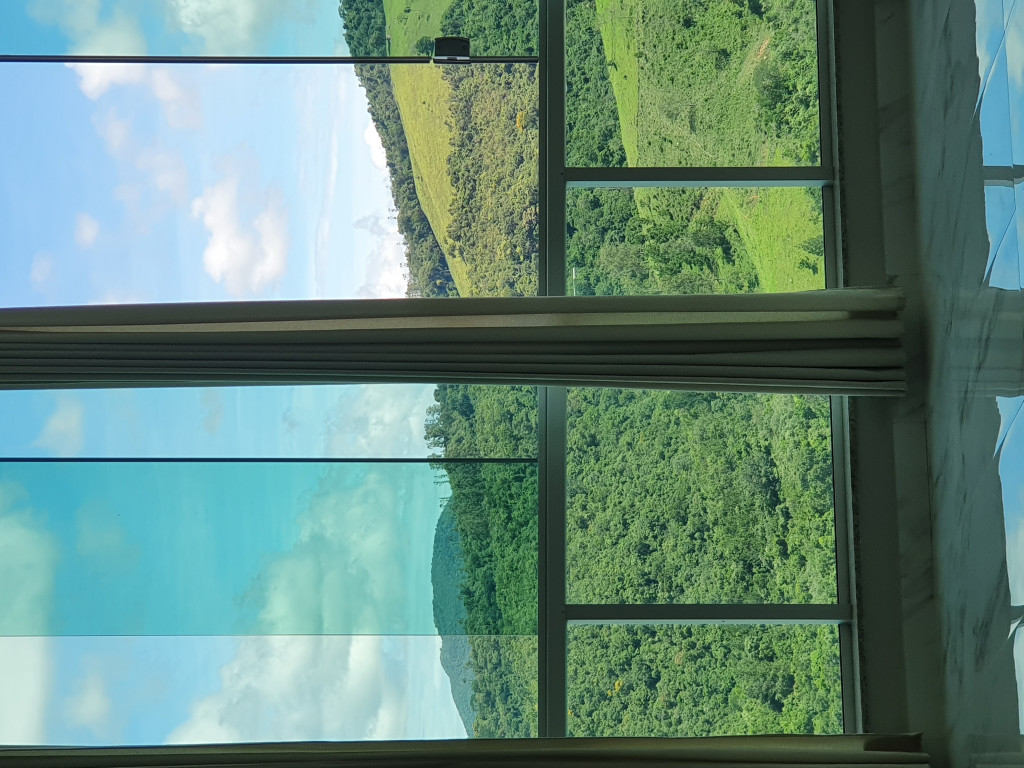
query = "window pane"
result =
(566, 0, 821, 167)
(0, 380, 539, 744)
(0, 384, 537, 459)
(567, 624, 843, 736)
(566, 187, 825, 295)
(0, 459, 536, 636)
(566, 389, 837, 604)
(2, 635, 474, 743)
(0, 1, 538, 58)
(0, 61, 537, 306)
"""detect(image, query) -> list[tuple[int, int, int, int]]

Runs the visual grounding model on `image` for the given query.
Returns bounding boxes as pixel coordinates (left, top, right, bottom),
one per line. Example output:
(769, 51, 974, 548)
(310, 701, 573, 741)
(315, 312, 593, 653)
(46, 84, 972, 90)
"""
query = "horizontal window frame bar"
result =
(982, 165, 1024, 185)
(0, 55, 539, 65)
(565, 166, 833, 188)
(565, 603, 851, 625)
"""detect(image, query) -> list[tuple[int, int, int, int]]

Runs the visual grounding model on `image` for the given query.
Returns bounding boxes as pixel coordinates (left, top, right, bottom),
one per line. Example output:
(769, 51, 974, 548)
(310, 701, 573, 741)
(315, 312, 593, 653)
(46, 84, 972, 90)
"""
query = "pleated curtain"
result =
(0, 735, 928, 768)
(0, 288, 904, 395)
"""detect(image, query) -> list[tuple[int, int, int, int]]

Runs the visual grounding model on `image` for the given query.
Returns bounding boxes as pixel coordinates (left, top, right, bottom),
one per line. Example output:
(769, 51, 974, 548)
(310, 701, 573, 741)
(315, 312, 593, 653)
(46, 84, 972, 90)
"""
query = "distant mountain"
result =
(431, 500, 474, 735)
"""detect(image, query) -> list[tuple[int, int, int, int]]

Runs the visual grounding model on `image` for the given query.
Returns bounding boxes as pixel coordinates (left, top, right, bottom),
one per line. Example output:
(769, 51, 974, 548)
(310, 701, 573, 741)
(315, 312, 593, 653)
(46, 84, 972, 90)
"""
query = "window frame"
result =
(0, 0, 862, 739)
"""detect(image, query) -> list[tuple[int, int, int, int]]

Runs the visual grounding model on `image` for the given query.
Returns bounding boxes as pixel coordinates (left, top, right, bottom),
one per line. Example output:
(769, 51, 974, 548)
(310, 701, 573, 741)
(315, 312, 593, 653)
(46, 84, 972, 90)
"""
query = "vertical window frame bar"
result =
(821, 0, 861, 734)
(540, 0, 568, 298)
(538, 0, 568, 738)
(538, 385, 568, 737)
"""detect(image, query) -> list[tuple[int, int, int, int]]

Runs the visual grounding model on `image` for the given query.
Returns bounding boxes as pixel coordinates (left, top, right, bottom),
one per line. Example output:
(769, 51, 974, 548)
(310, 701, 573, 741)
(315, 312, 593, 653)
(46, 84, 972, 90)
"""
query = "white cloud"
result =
(29, 254, 54, 290)
(30, 0, 146, 56)
(324, 385, 436, 458)
(65, 670, 112, 737)
(353, 214, 408, 299)
(0, 638, 53, 745)
(94, 109, 131, 155)
(136, 149, 189, 204)
(166, 0, 319, 56)
(167, 635, 420, 743)
(71, 64, 201, 132)
(0, 484, 58, 637)
(34, 394, 85, 458)
(248, 469, 407, 635)
(75, 213, 100, 249)
(192, 174, 290, 297)
(165, 460, 464, 743)
(364, 122, 388, 171)
(201, 389, 224, 435)
(149, 68, 202, 130)
(67, 62, 147, 100)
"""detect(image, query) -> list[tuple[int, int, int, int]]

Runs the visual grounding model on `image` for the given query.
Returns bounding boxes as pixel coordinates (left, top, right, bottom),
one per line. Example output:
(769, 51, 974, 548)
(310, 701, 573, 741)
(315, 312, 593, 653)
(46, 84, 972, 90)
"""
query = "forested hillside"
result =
(339, 0, 456, 296)
(339, 0, 841, 739)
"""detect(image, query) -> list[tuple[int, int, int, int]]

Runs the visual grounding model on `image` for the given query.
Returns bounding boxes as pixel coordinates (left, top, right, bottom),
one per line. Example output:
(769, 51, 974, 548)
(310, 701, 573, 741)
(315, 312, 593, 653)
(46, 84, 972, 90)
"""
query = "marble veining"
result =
(906, 0, 1024, 764)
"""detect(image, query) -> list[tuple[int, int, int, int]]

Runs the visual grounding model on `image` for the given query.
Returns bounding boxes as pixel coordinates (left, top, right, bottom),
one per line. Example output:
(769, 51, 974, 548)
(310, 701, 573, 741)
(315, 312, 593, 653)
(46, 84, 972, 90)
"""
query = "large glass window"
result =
(0, 0, 851, 747)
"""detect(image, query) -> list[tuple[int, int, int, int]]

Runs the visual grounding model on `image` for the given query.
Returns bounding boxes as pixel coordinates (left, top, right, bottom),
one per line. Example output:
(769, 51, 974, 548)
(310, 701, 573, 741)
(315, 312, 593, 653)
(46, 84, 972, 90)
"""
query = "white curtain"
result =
(0, 289, 904, 395)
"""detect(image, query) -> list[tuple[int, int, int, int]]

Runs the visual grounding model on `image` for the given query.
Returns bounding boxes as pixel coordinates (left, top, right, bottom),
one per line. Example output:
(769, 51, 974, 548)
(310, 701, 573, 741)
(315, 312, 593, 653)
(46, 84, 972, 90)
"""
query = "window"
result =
(0, 0, 859, 746)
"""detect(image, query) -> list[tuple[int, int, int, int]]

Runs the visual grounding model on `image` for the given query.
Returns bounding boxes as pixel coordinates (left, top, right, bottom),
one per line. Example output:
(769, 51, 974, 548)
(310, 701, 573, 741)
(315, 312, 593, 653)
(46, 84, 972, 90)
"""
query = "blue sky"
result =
(0, 0, 474, 747)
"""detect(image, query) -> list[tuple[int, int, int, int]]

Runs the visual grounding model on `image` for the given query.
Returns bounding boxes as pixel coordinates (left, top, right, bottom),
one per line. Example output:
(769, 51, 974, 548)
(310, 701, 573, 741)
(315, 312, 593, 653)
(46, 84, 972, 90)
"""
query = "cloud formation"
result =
(70, 64, 202, 133)
(166, 636, 408, 743)
(29, 0, 146, 55)
(165, 464, 462, 744)
(192, 175, 289, 297)
(68, 63, 146, 100)
(0, 638, 53, 745)
(0, 486, 58, 743)
(324, 385, 436, 458)
(34, 394, 85, 458)
(364, 122, 388, 171)
(353, 214, 408, 299)
(74, 213, 100, 249)
(135, 149, 190, 204)
(30, 254, 54, 291)
(247, 469, 413, 635)
(66, 670, 112, 738)
(166, 0, 320, 55)
(0, 484, 59, 637)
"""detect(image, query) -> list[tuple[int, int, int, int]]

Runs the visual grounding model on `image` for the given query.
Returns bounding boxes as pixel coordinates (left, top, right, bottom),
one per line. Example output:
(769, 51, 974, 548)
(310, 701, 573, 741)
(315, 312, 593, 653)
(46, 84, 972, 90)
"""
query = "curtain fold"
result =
(0, 735, 928, 768)
(0, 289, 905, 395)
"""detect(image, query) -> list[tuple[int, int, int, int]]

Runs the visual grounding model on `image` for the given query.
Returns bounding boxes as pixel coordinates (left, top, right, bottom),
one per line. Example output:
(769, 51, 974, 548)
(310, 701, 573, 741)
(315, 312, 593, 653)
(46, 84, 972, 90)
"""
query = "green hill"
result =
(431, 499, 474, 734)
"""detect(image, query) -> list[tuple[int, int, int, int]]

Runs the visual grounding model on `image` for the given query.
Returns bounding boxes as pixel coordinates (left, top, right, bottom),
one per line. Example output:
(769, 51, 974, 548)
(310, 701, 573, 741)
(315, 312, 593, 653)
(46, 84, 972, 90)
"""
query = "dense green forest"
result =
(339, 0, 840, 740)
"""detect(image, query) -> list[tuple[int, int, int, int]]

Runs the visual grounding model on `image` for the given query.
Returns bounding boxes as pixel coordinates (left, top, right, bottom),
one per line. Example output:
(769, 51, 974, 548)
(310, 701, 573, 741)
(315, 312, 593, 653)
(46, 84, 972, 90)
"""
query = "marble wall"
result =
(902, 0, 1022, 764)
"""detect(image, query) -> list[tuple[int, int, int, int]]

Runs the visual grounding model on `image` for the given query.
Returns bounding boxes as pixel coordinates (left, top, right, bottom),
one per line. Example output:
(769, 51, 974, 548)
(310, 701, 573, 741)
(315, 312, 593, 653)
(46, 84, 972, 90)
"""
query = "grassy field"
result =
(718, 188, 824, 293)
(382, 0, 453, 54)
(384, 0, 479, 296)
(594, 0, 640, 164)
(593, 0, 824, 292)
